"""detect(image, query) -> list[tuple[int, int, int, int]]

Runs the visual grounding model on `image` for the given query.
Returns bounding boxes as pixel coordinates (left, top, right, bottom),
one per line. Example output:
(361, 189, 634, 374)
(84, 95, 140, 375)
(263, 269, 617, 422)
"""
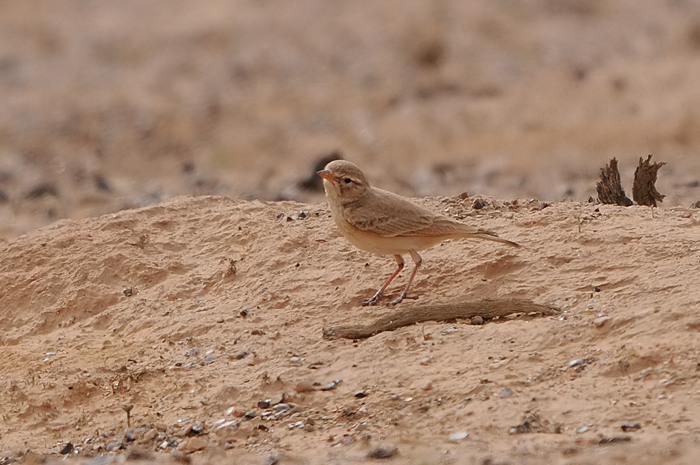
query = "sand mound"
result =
(1, 195, 698, 464)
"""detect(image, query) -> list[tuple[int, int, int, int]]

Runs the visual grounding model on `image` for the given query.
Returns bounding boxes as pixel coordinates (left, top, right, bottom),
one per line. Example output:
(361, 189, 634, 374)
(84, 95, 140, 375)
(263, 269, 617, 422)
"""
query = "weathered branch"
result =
(323, 299, 559, 340)
(633, 154, 666, 207)
(596, 158, 633, 206)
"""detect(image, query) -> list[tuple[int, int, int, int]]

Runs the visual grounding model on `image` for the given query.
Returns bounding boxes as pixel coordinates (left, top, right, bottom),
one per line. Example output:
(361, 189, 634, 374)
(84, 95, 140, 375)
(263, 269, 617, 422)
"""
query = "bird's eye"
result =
(343, 178, 352, 184)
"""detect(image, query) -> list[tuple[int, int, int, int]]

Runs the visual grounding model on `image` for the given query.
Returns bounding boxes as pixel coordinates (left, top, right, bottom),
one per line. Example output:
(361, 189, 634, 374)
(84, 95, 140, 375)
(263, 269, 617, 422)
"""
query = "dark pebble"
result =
(367, 447, 398, 459)
(354, 390, 368, 398)
(124, 430, 135, 442)
(472, 198, 486, 210)
(234, 350, 248, 360)
(244, 410, 257, 420)
(59, 443, 74, 455)
(258, 400, 271, 409)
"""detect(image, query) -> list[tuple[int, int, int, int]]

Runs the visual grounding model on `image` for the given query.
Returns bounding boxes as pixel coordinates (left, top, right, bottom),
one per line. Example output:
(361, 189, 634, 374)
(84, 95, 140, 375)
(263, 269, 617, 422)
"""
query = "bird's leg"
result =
(362, 255, 404, 306)
(387, 250, 422, 307)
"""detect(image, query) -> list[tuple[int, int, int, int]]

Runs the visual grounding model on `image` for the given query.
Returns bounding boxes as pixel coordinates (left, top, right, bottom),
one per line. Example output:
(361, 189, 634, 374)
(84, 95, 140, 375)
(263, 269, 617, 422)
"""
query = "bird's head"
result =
(317, 160, 370, 202)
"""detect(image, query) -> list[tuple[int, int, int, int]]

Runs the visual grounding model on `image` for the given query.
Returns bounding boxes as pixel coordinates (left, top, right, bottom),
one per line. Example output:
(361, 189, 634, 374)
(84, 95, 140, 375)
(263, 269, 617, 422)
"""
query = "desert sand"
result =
(1, 195, 699, 465)
(1, 1, 699, 464)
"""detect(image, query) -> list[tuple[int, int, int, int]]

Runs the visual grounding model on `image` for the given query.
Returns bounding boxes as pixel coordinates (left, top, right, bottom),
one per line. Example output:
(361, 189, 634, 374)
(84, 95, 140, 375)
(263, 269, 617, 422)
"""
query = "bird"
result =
(317, 160, 520, 306)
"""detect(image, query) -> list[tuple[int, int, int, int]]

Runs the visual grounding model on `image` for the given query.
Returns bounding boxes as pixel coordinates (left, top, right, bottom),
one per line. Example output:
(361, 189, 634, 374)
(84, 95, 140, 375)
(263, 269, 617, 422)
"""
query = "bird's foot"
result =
(361, 291, 383, 306)
(386, 293, 417, 307)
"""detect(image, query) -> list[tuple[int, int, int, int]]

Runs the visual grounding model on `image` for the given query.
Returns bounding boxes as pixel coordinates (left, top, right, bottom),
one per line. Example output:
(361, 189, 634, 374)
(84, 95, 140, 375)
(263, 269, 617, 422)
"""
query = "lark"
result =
(318, 160, 519, 306)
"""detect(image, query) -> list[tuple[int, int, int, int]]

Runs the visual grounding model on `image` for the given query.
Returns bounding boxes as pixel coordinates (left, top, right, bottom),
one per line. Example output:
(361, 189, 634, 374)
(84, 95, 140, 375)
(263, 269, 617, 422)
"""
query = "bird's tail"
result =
(462, 229, 520, 248)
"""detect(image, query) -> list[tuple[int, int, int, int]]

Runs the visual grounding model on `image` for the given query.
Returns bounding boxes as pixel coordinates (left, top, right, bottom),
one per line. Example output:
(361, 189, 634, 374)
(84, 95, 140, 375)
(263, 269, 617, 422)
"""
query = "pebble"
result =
(244, 410, 257, 420)
(448, 431, 469, 442)
(289, 356, 304, 365)
(186, 423, 204, 436)
(123, 430, 135, 442)
(354, 390, 368, 398)
(178, 437, 207, 452)
(593, 316, 611, 327)
(470, 316, 484, 325)
(320, 379, 342, 391)
(621, 421, 641, 432)
(575, 426, 589, 434)
(499, 388, 514, 398)
(59, 443, 74, 455)
(233, 350, 249, 360)
(367, 447, 398, 459)
(563, 359, 585, 371)
(105, 441, 122, 452)
(215, 420, 239, 431)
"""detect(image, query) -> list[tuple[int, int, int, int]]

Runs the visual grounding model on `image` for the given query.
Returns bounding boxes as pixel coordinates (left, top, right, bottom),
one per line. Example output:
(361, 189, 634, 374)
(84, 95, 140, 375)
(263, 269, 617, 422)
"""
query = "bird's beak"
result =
(316, 169, 334, 182)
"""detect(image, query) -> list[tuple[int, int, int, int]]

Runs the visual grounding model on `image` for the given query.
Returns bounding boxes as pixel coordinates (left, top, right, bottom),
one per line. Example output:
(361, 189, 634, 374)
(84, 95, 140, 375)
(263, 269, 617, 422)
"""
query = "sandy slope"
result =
(1, 195, 698, 464)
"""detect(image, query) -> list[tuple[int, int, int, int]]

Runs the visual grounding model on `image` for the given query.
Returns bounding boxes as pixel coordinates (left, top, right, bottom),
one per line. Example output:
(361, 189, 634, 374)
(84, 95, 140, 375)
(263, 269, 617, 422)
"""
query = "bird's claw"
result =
(361, 292, 383, 306)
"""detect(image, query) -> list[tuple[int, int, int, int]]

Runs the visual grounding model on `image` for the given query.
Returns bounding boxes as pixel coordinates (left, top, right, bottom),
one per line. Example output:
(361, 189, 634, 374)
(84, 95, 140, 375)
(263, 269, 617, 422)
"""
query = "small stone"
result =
(184, 347, 199, 358)
(367, 447, 398, 459)
(106, 441, 122, 452)
(258, 400, 271, 409)
(178, 437, 207, 452)
(123, 430, 135, 442)
(470, 315, 484, 325)
(563, 359, 585, 371)
(239, 308, 248, 317)
(472, 198, 486, 210)
(621, 421, 641, 432)
(59, 443, 74, 455)
(233, 350, 248, 360)
(289, 356, 304, 365)
(354, 390, 368, 398)
(320, 379, 342, 391)
(142, 429, 157, 441)
(273, 403, 291, 412)
(448, 431, 469, 442)
(576, 426, 589, 434)
(186, 423, 204, 436)
(244, 410, 257, 420)
(593, 316, 611, 327)
(499, 388, 514, 398)
(441, 326, 455, 335)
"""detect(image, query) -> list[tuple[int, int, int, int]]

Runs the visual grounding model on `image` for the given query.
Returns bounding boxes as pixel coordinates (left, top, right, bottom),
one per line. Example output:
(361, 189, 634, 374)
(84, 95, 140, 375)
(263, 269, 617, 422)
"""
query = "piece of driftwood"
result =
(323, 299, 560, 340)
(632, 154, 666, 207)
(596, 158, 633, 206)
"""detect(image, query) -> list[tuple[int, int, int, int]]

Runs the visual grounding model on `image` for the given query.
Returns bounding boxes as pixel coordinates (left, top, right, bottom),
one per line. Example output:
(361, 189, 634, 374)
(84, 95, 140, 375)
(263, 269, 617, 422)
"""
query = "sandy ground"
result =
(1, 1, 700, 464)
(1, 195, 699, 465)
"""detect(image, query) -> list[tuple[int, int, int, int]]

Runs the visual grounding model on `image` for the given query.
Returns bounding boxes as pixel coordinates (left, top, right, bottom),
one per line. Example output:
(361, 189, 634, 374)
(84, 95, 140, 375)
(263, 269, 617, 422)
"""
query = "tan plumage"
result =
(318, 160, 519, 306)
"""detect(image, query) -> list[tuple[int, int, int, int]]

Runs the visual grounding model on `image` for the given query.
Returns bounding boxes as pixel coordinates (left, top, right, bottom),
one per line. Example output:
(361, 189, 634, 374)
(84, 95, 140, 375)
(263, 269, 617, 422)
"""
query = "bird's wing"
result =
(345, 189, 442, 237)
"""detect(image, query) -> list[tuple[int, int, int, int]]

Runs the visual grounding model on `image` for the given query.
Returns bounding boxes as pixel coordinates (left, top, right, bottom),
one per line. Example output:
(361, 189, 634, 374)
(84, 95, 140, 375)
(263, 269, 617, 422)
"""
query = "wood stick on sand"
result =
(323, 298, 560, 340)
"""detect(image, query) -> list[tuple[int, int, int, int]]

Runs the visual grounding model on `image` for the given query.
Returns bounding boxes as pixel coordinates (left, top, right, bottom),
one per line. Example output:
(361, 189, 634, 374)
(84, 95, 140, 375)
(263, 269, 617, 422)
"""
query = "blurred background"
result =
(1, 0, 699, 237)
